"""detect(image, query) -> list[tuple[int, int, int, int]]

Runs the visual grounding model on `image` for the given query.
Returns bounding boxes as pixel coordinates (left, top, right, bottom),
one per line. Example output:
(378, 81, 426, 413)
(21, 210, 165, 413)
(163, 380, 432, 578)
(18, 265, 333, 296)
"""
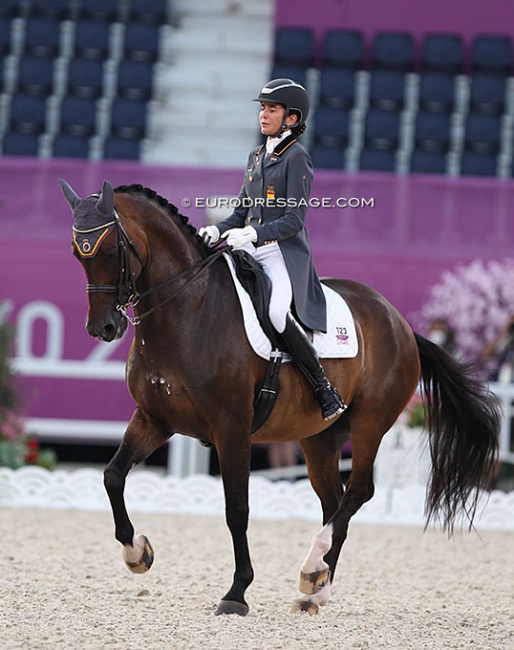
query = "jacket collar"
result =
(272, 132, 298, 156)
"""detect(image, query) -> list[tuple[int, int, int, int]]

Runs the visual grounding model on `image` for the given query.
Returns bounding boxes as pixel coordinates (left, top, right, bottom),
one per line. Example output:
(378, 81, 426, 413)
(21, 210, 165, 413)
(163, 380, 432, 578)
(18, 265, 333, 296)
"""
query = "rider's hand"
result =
(222, 226, 258, 249)
(198, 225, 220, 246)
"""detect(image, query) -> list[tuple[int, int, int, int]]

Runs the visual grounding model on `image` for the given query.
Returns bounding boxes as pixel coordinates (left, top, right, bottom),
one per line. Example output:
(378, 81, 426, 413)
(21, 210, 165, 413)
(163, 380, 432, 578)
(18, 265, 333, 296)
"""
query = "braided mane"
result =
(114, 184, 207, 249)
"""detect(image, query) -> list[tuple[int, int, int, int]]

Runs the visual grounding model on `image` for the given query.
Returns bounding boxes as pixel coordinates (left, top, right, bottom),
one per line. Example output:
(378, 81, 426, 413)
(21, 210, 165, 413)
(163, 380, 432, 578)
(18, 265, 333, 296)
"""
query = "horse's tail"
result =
(414, 332, 500, 533)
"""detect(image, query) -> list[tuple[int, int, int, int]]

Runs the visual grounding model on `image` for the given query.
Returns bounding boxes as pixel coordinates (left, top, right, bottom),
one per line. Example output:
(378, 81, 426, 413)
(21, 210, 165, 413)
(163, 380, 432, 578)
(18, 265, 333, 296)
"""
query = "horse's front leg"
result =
(103, 406, 170, 574)
(214, 431, 254, 616)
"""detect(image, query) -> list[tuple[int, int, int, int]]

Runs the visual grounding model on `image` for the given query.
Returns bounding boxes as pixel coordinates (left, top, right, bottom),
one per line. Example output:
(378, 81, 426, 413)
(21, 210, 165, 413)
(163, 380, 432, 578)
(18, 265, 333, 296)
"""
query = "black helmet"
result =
(253, 78, 310, 128)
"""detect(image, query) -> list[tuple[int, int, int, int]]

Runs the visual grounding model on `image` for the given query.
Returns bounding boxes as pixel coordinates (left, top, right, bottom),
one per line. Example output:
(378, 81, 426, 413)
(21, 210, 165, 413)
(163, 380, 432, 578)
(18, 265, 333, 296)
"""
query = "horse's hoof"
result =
(288, 598, 320, 616)
(299, 567, 330, 595)
(123, 534, 154, 574)
(214, 600, 249, 616)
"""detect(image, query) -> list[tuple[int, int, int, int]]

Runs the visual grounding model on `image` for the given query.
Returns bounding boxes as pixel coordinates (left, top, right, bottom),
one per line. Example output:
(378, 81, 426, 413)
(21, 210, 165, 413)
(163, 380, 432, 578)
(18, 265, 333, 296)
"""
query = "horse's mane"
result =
(114, 184, 209, 252)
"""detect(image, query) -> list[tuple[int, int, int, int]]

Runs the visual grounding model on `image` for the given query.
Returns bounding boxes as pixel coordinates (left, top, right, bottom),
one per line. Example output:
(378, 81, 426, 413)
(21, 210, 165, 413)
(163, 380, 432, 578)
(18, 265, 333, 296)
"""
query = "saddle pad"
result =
(223, 253, 358, 361)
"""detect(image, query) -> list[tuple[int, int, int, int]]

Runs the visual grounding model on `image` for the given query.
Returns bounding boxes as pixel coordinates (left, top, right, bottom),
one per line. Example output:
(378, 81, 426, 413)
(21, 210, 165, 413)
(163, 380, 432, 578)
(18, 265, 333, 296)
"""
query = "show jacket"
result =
(216, 133, 327, 332)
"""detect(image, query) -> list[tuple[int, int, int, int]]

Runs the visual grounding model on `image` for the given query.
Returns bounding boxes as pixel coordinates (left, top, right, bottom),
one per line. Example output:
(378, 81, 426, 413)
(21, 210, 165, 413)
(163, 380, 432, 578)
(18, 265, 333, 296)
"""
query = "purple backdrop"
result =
(2, 157, 514, 431)
(275, 0, 514, 67)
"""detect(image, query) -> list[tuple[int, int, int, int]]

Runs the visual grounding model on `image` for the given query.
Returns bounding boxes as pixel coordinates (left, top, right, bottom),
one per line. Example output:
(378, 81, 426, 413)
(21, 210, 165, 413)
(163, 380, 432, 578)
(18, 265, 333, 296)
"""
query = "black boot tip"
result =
(322, 403, 347, 421)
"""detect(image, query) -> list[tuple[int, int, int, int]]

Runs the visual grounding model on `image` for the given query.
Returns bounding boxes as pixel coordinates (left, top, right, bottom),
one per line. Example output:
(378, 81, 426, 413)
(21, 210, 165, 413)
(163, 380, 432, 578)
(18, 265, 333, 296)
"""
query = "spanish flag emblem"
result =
(266, 184, 275, 200)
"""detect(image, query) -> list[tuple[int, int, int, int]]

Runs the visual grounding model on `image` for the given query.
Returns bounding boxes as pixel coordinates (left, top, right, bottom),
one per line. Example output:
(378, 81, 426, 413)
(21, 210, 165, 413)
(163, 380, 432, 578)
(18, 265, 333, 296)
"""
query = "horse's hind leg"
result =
(291, 415, 386, 615)
(289, 419, 348, 614)
(103, 406, 170, 574)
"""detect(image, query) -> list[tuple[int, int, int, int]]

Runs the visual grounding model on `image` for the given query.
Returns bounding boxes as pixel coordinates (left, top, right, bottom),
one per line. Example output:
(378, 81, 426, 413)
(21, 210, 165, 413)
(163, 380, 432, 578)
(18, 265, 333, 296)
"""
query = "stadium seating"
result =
(273, 26, 315, 68)
(371, 31, 414, 71)
(471, 35, 513, 76)
(321, 29, 364, 69)
(420, 33, 464, 75)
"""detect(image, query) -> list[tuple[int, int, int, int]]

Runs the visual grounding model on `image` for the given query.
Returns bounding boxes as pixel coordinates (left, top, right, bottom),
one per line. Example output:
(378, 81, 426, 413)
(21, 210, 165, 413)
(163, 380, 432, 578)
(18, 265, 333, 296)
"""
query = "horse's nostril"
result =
(101, 323, 117, 341)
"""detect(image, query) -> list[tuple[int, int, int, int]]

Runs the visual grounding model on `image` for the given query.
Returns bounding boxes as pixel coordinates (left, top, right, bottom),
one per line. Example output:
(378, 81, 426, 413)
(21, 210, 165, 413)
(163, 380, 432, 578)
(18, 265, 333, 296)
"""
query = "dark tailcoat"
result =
(216, 134, 327, 332)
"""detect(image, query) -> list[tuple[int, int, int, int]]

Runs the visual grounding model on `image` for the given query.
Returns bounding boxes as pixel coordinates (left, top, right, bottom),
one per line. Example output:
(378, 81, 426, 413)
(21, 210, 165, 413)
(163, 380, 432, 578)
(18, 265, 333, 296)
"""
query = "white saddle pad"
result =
(224, 253, 359, 361)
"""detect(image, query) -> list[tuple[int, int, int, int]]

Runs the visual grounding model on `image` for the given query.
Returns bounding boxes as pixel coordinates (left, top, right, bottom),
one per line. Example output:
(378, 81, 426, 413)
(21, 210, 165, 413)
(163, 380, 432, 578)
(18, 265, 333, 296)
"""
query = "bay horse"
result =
(59, 179, 500, 616)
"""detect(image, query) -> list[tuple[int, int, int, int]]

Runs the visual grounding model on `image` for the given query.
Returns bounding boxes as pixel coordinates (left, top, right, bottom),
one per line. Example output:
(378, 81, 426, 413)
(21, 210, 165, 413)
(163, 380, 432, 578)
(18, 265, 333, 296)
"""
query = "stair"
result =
(145, 0, 274, 168)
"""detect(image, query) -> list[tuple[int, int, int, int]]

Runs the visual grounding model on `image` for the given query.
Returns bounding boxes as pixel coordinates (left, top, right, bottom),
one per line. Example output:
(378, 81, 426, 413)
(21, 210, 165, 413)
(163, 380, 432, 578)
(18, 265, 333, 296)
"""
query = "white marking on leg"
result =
(122, 534, 146, 564)
(300, 523, 333, 574)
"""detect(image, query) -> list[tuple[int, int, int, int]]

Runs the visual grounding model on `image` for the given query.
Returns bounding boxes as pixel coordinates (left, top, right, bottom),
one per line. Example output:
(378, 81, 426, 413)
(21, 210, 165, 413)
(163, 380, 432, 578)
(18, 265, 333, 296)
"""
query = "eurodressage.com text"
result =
(187, 196, 376, 209)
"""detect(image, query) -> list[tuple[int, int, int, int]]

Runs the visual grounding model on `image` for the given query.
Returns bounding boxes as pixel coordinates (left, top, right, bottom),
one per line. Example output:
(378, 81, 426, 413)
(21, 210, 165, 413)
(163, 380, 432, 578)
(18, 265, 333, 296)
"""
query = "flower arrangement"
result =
(411, 258, 514, 378)
(0, 307, 56, 470)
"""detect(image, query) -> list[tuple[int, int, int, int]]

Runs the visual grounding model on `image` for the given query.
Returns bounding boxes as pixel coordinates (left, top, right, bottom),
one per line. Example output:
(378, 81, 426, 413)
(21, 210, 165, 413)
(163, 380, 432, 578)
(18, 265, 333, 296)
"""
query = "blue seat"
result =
(109, 97, 147, 138)
(66, 57, 104, 98)
(469, 73, 507, 115)
(321, 29, 364, 70)
(73, 20, 111, 60)
(460, 151, 498, 177)
(369, 69, 406, 110)
(269, 64, 307, 88)
(77, 0, 122, 23)
(359, 148, 397, 172)
(16, 55, 55, 95)
(421, 33, 464, 75)
(0, 0, 23, 19)
(23, 17, 61, 58)
(418, 71, 455, 113)
(414, 111, 451, 151)
(123, 23, 160, 62)
(1, 131, 40, 156)
(128, 0, 169, 25)
(27, 0, 76, 20)
(59, 96, 98, 136)
(0, 16, 12, 56)
(274, 27, 315, 68)
(102, 135, 141, 160)
(371, 31, 414, 72)
(310, 145, 345, 170)
(9, 93, 47, 133)
(312, 106, 350, 148)
(51, 133, 91, 158)
(409, 149, 447, 174)
(116, 59, 154, 100)
(318, 68, 356, 109)
(464, 112, 502, 154)
(471, 35, 513, 76)
(363, 109, 400, 150)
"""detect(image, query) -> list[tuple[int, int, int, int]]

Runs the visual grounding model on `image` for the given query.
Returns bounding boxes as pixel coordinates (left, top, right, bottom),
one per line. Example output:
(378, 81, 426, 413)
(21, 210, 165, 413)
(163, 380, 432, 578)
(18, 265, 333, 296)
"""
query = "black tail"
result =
(414, 333, 500, 533)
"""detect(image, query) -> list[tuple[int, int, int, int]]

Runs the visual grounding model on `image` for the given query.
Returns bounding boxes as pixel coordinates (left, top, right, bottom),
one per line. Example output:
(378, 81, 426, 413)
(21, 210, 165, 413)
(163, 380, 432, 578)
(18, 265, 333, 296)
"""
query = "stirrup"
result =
(314, 385, 347, 421)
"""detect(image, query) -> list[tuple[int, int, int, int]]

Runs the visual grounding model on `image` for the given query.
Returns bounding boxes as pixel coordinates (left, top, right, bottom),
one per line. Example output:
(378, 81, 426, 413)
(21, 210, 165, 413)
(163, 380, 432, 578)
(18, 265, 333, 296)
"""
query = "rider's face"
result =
(259, 102, 297, 136)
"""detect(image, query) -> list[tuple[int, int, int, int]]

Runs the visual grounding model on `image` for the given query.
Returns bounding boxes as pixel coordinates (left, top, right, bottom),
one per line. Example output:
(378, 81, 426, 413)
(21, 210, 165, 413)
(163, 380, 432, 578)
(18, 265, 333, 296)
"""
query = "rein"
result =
(83, 208, 228, 326)
(118, 245, 227, 325)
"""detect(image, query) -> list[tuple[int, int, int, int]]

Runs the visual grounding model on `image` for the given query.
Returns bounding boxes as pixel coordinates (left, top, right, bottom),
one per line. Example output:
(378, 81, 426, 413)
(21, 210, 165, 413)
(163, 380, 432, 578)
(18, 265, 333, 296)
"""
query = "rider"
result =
(199, 78, 345, 421)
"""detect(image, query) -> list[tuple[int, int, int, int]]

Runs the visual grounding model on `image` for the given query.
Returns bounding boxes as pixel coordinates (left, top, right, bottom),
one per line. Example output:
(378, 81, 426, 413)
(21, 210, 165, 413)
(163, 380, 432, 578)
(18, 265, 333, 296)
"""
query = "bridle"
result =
(76, 205, 227, 326)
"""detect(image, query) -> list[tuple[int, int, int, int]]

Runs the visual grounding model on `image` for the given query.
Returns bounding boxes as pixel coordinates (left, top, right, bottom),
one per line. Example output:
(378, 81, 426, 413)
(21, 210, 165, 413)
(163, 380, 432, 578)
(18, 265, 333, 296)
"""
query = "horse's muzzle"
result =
(87, 310, 128, 342)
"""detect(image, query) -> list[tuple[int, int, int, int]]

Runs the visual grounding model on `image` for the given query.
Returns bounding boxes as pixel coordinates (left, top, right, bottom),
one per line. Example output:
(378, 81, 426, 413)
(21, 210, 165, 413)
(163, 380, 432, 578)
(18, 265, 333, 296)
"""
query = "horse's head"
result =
(58, 178, 142, 342)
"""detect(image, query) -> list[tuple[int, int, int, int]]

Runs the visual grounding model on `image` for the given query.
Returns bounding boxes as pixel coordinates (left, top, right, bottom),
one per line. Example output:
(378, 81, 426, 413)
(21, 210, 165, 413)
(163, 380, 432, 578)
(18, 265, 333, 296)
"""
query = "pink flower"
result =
(0, 409, 27, 442)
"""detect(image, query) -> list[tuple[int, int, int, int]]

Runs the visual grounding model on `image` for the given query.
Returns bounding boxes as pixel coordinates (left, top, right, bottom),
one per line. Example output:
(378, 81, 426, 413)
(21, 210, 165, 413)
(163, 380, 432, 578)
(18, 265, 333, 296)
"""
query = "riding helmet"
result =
(253, 78, 310, 127)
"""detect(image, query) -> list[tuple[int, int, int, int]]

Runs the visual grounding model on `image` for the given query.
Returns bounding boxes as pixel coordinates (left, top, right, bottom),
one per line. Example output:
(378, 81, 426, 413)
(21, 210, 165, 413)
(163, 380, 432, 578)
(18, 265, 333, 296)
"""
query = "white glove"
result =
(198, 225, 220, 246)
(222, 226, 258, 249)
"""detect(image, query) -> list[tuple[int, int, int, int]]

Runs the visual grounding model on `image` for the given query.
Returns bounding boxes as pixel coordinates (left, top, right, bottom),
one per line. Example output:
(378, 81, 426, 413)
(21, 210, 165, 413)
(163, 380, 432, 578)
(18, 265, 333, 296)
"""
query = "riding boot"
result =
(280, 313, 347, 421)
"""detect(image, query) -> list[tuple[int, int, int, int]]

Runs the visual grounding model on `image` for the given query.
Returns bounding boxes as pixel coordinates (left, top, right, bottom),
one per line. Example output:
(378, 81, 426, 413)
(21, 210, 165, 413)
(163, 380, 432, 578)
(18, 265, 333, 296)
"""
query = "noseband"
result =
(75, 202, 226, 326)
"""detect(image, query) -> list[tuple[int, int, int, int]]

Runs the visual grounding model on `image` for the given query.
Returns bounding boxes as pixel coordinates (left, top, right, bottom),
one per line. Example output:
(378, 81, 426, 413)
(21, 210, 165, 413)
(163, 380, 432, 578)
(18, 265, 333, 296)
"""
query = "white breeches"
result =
(238, 241, 292, 333)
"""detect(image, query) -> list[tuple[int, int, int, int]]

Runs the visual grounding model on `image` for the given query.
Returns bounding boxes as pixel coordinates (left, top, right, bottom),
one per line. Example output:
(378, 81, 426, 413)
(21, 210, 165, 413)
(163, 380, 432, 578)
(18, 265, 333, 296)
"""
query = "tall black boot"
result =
(280, 313, 346, 421)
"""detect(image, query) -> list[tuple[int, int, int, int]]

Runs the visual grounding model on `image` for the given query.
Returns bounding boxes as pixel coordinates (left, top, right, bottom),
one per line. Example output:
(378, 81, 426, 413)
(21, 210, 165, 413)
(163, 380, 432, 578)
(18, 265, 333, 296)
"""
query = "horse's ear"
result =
(96, 180, 115, 215)
(58, 178, 82, 211)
